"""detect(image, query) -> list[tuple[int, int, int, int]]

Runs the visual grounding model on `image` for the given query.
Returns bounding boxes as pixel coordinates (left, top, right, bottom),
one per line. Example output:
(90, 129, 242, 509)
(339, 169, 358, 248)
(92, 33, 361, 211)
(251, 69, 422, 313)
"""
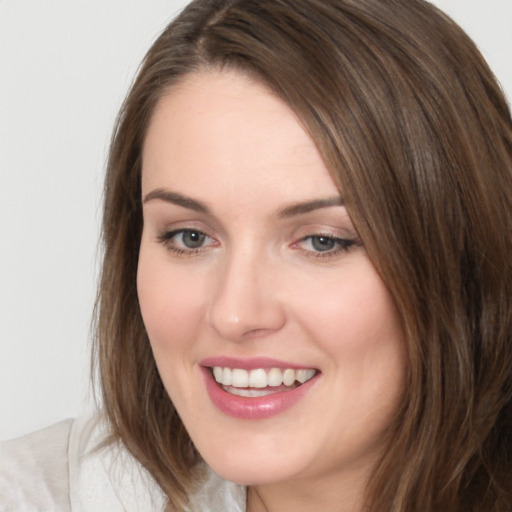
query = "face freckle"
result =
(137, 69, 406, 501)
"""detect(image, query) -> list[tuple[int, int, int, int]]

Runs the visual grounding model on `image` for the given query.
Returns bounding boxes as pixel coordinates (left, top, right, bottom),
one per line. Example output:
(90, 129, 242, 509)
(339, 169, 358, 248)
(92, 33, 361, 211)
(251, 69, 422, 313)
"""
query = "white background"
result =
(1, 0, 511, 441)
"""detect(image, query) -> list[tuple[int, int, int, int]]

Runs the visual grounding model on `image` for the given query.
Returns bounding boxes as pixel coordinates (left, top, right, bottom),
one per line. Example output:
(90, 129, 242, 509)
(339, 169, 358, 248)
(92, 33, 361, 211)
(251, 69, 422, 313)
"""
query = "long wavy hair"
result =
(93, 0, 512, 510)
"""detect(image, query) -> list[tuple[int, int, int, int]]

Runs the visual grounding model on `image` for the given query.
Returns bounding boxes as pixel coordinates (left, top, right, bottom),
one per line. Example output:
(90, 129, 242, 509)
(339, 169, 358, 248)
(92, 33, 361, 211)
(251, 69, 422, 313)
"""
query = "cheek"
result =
(296, 260, 406, 407)
(136, 249, 206, 355)
(297, 260, 403, 353)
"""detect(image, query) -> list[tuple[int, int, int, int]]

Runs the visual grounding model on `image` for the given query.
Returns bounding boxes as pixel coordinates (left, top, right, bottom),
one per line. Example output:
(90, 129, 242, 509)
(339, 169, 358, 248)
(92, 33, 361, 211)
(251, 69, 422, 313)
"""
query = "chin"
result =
(206, 455, 298, 486)
(190, 426, 313, 486)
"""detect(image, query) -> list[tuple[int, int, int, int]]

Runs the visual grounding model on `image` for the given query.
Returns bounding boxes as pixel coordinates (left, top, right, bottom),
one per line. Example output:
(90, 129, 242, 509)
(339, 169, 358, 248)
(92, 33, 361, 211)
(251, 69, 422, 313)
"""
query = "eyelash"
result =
(293, 235, 360, 259)
(157, 229, 216, 256)
(157, 229, 360, 259)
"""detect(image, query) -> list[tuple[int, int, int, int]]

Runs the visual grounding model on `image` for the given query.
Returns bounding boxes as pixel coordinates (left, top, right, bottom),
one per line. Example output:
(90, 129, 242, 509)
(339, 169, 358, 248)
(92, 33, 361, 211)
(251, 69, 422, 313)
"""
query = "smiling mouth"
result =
(210, 366, 318, 397)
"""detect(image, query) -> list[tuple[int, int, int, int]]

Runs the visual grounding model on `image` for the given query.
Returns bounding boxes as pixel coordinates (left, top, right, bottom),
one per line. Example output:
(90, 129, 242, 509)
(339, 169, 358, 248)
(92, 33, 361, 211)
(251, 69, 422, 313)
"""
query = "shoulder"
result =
(0, 414, 245, 512)
(1, 418, 74, 511)
(0, 414, 165, 512)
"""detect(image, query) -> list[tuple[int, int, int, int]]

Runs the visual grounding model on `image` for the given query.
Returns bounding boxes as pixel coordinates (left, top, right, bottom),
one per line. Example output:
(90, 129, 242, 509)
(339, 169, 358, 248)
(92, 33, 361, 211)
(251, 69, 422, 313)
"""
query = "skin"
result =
(137, 70, 406, 512)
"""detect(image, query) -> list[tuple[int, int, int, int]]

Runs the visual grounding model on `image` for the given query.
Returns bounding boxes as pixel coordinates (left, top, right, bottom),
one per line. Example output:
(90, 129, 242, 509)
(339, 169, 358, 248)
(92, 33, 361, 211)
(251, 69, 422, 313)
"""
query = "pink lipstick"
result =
(200, 357, 319, 420)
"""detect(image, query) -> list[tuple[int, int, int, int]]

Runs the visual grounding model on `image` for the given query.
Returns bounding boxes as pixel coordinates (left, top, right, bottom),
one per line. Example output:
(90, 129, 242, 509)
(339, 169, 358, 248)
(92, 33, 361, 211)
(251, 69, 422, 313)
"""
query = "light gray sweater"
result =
(0, 414, 246, 512)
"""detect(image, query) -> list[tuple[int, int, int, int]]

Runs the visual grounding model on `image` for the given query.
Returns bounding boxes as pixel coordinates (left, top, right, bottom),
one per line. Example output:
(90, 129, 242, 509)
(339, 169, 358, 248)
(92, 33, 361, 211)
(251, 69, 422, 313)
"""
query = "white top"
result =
(0, 414, 246, 512)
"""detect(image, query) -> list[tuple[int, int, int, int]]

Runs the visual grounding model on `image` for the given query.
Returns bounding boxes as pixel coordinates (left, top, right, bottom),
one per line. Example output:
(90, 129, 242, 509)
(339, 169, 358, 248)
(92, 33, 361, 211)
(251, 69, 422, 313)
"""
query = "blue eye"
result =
(309, 235, 337, 252)
(298, 234, 359, 258)
(157, 228, 215, 254)
(178, 230, 207, 249)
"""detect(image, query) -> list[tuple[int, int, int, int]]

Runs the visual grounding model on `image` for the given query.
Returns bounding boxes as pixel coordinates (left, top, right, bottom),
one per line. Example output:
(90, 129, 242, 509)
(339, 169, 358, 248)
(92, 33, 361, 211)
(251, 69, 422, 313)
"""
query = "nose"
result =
(206, 250, 286, 341)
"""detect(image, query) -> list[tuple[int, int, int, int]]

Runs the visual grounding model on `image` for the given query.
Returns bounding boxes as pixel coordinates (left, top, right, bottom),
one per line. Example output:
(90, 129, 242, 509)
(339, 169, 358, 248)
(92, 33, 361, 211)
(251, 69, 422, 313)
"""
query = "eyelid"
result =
(157, 227, 219, 256)
(291, 232, 361, 260)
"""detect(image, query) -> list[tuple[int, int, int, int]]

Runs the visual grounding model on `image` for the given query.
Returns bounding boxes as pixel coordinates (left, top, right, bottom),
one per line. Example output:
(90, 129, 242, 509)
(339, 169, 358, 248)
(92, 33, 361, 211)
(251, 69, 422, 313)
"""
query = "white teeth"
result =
(267, 367, 283, 386)
(211, 366, 316, 388)
(213, 366, 223, 383)
(296, 369, 316, 383)
(282, 369, 295, 386)
(249, 369, 267, 388)
(231, 368, 249, 387)
(223, 367, 232, 386)
(227, 387, 278, 398)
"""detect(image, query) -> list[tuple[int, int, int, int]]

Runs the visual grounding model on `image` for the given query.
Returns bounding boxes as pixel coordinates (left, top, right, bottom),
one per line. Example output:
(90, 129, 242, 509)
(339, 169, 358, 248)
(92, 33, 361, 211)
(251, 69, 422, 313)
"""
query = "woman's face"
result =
(138, 70, 406, 493)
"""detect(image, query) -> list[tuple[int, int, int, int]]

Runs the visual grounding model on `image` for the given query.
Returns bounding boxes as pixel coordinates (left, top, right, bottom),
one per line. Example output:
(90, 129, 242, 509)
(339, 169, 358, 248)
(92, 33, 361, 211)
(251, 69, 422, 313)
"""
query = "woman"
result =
(2, 0, 511, 511)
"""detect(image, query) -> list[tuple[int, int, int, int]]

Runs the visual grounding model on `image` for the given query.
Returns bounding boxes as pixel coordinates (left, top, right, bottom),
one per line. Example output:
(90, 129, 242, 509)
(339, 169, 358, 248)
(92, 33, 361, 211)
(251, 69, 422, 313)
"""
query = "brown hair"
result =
(93, 0, 512, 510)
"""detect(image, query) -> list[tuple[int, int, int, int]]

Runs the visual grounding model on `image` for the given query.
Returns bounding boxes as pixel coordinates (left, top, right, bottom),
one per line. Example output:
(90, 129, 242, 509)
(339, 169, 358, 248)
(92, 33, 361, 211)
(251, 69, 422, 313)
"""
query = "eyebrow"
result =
(143, 187, 344, 217)
(277, 197, 344, 218)
(143, 188, 211, 214)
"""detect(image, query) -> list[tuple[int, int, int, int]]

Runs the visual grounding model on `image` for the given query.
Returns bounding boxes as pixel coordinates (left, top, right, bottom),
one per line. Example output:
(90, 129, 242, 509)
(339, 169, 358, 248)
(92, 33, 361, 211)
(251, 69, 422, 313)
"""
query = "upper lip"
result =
(200, 356, 317, 371)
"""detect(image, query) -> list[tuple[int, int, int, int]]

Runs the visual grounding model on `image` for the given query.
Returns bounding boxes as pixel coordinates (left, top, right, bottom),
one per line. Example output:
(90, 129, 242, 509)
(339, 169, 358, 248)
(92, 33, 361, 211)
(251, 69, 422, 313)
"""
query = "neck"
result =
(246, 470, 367, 512)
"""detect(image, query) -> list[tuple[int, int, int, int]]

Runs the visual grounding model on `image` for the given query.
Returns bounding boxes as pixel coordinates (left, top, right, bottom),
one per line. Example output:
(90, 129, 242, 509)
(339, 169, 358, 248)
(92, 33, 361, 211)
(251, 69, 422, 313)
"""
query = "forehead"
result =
(141, 70, 338, 204)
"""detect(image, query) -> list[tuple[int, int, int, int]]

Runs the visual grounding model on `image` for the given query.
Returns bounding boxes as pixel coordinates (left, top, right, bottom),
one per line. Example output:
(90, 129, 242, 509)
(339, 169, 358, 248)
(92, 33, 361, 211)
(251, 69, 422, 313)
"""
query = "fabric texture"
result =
(0, 414, 246, 512)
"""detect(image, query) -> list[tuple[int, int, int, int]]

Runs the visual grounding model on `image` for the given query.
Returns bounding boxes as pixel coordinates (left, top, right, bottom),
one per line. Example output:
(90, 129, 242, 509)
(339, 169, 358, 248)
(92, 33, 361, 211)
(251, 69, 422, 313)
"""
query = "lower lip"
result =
(201, 367, 318, 420)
